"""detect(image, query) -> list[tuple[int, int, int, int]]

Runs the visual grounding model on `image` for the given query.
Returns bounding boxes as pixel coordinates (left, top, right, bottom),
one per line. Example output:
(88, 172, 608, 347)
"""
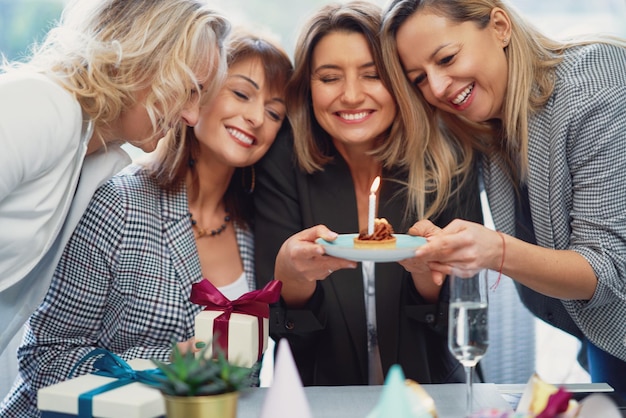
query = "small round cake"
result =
(354, 218, 396, 249)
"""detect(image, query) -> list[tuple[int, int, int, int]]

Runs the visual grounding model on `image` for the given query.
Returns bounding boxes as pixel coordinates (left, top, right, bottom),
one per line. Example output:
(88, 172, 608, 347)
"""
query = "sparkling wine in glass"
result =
(448, 270, 489, 417)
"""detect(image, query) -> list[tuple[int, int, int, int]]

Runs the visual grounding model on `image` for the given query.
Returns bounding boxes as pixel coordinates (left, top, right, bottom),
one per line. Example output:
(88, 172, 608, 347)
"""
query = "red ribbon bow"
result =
(189, 280, 282, 362)
(536, 387, 572, 418)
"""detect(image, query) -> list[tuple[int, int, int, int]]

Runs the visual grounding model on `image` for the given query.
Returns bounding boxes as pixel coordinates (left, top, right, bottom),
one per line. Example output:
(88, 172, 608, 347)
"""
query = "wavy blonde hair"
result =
(4, 0, 230, 147)
(381, 0, 626, 218)
(287, 1, 408, 175)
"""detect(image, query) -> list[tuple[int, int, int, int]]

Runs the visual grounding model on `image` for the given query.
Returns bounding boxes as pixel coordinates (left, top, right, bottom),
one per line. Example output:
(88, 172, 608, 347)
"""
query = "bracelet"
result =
(491, 231, 506, 290)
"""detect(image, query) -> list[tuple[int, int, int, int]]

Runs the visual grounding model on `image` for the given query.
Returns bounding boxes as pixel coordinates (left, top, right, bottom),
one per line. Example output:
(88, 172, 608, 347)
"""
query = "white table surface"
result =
(237, 383, 513, 418)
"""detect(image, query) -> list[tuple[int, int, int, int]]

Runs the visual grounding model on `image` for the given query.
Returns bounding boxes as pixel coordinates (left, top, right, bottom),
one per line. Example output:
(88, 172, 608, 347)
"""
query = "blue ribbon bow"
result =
(68, 349, 163, 418)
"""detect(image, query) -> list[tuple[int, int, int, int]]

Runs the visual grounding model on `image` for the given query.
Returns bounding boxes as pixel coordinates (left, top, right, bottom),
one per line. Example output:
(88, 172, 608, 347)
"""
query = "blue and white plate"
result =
(315, 233, 426, 263)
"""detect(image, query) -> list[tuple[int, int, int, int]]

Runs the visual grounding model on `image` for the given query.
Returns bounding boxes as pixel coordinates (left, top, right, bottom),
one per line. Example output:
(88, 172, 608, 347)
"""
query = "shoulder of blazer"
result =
(106, 165, 173, 210)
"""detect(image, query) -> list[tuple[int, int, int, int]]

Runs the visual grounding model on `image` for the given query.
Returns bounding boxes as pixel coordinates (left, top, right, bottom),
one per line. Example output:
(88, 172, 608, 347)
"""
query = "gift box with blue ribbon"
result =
(38, 349, 165, 418)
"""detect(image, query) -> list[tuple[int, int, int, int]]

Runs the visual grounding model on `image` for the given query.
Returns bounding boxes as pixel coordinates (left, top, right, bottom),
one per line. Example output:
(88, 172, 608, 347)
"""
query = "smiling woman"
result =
(395, 10, 510, 121)
(254, 0, 484, 387)
(310, 30, 397, 154)
(381, 0, 626, 398)
(1, 0, 625, 400)
(0, 30, 292, 416)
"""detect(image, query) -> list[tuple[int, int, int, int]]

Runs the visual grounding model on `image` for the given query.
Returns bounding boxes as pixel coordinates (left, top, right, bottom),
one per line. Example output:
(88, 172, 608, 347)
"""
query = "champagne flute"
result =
(448, 270, 489, 417)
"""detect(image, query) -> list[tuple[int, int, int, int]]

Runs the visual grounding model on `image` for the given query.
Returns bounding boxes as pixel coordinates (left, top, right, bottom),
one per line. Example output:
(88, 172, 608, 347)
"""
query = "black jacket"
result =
(254, 129, 483, 385)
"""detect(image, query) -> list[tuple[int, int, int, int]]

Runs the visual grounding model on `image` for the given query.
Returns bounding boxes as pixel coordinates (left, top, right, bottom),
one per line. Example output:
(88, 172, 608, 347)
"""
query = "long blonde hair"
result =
(381, 0, 626, 217)
(3, 0, 230, 147)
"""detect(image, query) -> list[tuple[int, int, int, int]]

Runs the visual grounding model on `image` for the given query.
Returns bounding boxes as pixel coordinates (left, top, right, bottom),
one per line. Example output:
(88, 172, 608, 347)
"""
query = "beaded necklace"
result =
(189, 212, 231, 238)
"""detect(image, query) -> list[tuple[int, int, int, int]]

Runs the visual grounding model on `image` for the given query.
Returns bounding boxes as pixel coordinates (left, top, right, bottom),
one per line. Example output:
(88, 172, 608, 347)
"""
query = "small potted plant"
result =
(151, 342, 256, 418)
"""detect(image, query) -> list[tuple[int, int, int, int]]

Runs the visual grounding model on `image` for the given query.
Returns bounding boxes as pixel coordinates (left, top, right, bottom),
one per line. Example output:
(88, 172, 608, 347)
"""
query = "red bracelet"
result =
(491, 231, 506, 290)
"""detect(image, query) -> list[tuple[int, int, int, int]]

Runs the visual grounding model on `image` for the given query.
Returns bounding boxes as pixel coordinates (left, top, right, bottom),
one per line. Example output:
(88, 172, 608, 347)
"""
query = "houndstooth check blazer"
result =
(482, 43, 626, 362)
(0, 164, 255, 417)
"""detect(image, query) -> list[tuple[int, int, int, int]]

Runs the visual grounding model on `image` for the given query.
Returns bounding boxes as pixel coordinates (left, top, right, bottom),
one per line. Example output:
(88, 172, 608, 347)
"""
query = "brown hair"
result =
(287, 0, 407, 174)
(147, 31, 293, 226)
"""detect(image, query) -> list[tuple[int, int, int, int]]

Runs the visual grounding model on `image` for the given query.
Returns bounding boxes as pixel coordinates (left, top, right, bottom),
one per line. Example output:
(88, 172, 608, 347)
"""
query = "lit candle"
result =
(367, 176, 380, 235)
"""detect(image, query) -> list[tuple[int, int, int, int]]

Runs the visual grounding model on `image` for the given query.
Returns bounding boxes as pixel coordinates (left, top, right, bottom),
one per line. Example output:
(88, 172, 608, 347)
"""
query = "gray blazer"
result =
(483, 43, 626, 361)
(0, 165, 255, 417)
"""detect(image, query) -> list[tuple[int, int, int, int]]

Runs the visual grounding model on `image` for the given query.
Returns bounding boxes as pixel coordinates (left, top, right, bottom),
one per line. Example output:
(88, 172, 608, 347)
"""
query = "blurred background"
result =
(1, 0, 625, 396)
(2, 0, 625, 63)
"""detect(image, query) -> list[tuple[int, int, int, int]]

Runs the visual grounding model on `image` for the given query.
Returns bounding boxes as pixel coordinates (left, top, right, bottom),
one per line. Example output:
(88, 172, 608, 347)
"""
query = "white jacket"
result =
(0, 72, 130, 353)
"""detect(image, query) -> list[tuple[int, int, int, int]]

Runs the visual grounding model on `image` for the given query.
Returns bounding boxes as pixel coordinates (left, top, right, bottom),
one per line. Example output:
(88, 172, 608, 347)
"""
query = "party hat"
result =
(259, 338, 312, 418)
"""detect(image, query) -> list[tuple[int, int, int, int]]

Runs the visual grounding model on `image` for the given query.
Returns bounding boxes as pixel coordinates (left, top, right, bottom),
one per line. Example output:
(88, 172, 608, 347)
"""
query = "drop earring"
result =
(242, 166, 255, 194)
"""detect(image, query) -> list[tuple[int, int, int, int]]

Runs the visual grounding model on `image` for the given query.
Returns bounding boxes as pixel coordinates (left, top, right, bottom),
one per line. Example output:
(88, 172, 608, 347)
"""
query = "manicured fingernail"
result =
(195, 341, 206, 349)
(326, 232, 338, 240)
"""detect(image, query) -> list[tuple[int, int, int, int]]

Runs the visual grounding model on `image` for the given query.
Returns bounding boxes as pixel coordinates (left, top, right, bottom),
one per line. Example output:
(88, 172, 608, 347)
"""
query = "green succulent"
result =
(151, 342, 255, 397)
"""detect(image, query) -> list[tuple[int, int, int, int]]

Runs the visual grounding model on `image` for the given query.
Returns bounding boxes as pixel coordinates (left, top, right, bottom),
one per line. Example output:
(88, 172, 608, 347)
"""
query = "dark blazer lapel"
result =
(161, 186, 202, 292)
(309, 157, 369, 377)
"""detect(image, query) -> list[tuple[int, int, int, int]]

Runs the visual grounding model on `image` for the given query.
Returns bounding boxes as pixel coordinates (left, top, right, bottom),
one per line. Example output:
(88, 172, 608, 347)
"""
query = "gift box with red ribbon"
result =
(190, 280, 282, 368)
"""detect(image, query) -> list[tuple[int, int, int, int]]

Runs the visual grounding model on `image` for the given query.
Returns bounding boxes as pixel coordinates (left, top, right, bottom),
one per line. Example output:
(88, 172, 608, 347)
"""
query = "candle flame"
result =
(370, 176, 380, 194)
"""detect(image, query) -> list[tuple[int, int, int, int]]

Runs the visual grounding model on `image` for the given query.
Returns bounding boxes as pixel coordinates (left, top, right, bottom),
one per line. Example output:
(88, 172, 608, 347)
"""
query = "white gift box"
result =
(38, 359, 164, 418)
(194, 310, 269, 368)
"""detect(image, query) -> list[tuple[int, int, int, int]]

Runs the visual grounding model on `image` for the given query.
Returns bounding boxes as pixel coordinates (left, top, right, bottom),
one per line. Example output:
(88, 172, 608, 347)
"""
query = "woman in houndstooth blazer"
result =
(0, 33, 292, 417)
(381, 0, 626, 397)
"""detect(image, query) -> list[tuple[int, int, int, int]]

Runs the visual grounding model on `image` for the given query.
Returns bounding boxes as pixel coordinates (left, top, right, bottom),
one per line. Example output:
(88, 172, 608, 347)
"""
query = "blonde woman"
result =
(0, 0, 230, 354)
(381, 0, 626, 396)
